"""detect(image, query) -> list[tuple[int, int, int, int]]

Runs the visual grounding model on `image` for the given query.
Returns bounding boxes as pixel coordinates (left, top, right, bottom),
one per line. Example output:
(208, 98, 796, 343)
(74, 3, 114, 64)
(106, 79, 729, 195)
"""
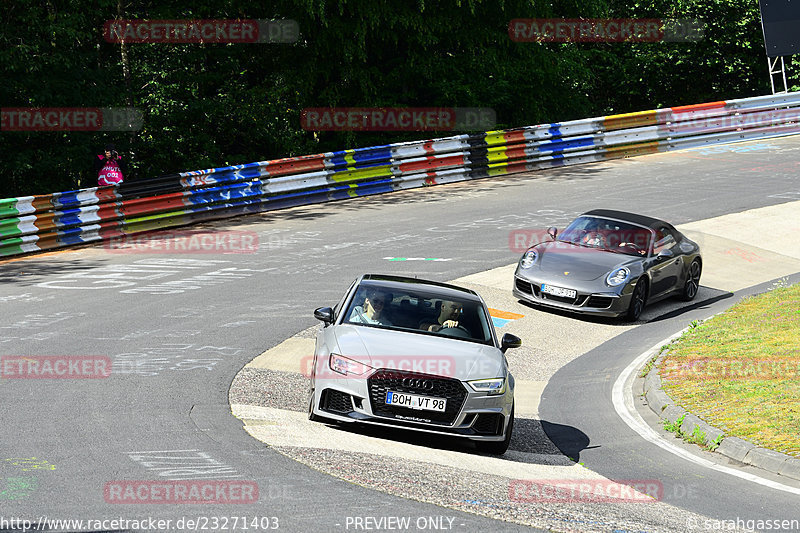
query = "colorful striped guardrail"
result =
(2, 92, 799, 258)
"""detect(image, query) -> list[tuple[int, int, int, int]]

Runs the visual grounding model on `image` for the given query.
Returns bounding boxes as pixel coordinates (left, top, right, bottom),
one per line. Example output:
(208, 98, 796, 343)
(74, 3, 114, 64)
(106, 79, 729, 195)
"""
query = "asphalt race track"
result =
(1, 136, 800, 532)
(540, 272, 800, 522)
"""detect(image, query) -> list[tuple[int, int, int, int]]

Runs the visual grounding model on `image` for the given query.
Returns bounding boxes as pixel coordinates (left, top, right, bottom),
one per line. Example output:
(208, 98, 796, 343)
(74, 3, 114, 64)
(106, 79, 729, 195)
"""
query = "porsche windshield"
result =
(343, 284, 494, 345)
(558, 216, 652, 256)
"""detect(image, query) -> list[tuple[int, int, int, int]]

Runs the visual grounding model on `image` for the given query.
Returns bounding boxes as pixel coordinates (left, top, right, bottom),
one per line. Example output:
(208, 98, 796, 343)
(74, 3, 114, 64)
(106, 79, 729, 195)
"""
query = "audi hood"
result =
(330, 325, 505, 382)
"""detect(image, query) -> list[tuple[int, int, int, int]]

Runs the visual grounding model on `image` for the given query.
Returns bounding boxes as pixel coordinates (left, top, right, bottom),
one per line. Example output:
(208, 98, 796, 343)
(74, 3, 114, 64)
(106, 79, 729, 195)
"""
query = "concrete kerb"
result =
(640, 313, 800, 482)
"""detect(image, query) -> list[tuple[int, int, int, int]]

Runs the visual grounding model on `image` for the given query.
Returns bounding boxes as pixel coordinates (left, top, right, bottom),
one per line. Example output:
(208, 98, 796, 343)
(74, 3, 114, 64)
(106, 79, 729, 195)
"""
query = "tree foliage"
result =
(0, 0, 794, 198)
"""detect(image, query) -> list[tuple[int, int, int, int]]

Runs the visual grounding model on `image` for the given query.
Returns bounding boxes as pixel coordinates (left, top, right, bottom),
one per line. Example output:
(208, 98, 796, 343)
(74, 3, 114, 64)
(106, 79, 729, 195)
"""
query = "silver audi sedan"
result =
(309, 274, 522, 454)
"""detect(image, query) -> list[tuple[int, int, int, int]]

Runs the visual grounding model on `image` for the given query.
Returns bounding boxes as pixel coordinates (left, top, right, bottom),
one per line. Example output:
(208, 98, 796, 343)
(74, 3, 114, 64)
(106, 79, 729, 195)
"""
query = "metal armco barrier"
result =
(2, 93, 799, 258)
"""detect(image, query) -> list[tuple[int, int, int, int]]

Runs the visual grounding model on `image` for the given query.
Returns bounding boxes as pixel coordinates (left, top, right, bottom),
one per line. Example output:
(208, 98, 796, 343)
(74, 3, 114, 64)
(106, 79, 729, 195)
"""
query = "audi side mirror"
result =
(314, 307, 334, 326)
(501, 333, 522, 353)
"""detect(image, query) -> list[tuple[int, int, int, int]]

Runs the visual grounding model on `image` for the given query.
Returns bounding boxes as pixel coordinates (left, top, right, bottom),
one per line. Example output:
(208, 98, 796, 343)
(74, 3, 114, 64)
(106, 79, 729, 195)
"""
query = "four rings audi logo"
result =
(401, 378, 434, 390)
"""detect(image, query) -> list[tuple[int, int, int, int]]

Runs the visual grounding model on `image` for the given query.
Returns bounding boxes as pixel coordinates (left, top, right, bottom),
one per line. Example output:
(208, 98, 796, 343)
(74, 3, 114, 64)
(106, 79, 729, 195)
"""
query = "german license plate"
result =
(385, 391, 446, 412)
(541, 284, 577, 298)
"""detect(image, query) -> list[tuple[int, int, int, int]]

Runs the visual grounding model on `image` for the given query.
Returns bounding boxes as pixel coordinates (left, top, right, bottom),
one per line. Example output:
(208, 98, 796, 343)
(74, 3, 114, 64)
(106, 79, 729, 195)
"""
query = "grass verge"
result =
(659, 280, 800, 458)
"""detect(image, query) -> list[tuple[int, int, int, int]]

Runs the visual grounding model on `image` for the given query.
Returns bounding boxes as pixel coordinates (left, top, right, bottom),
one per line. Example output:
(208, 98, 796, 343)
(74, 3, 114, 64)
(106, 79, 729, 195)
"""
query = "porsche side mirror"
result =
(314, 307, 334, 326)
(657, 248, 674, 260)
(547, 226, 558, 240)
(501, 333, 522, 353)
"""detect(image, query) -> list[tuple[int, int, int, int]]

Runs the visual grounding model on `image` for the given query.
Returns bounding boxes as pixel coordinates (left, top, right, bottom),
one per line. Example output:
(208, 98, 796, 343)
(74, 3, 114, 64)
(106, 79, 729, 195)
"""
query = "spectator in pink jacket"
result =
(95, 144, 127, 186)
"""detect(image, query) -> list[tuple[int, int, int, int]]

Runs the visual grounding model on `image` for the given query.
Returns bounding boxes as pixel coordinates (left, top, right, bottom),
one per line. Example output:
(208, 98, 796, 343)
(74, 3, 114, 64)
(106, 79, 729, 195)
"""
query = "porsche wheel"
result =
(624, 279, 647, 322)
(679, 260, 702, 301)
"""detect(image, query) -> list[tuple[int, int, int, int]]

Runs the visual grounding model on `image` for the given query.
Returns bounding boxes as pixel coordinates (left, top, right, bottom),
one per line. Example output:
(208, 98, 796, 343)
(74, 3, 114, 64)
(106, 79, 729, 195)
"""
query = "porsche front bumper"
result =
(512, 274, 632, 317)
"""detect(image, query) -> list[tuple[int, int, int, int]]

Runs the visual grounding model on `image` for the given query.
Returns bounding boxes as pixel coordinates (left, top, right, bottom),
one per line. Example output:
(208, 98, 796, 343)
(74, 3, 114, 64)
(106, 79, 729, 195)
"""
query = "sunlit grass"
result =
(660, 282, 800, 457)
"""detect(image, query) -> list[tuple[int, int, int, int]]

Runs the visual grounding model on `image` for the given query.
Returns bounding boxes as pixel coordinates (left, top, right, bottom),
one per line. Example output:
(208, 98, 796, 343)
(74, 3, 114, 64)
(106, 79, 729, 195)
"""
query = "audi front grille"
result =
(368, 369, 467, 426)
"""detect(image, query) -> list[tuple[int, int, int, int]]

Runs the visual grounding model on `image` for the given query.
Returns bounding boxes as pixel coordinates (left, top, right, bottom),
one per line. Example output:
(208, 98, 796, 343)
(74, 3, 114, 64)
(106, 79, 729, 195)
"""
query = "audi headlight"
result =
(468, 378, 506, 395)
(520, 249, 538, 269)
(329, 353, 370, 376)
(606, 267, 630, 287)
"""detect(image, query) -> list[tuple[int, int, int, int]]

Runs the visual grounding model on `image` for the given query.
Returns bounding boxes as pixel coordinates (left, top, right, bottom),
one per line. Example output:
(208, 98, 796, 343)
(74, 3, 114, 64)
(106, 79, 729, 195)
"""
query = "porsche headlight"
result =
(606, 267, 630, 287)
(329, 353, 370, 376)
(520, 249, 538, 269)
(468, 378, 506, 395)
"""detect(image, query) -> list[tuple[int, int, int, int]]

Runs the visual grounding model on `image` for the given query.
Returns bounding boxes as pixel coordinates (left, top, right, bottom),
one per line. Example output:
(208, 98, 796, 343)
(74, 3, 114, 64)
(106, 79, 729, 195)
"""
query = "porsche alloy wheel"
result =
(625, 279, 647, 322)
(680, 260, 702, 302)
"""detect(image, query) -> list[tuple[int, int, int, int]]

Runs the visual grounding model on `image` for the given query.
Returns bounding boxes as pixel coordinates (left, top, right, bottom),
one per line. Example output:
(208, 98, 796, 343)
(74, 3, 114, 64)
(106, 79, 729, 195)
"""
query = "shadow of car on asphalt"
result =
(515, 285, 733, 326)
(539, 419, 595, 463)
(320, 416, 588, 465)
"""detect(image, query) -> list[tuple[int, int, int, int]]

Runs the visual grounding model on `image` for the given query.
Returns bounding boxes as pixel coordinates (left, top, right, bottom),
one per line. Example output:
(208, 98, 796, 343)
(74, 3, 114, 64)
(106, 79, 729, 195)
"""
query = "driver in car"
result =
(581, 219, 606, 247)
(421, 300, 465, 332)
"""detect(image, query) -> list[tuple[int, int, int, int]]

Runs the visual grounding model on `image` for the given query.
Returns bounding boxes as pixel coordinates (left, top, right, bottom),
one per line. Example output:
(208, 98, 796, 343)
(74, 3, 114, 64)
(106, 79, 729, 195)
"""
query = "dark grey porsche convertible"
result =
(513, 210, 702, 321)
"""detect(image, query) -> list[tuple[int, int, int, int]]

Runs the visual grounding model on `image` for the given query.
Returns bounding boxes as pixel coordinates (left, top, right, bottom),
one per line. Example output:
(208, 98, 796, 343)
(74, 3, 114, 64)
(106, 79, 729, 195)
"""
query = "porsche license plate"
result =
(541, 284, 577, 299)
(386, 391, 446, 412)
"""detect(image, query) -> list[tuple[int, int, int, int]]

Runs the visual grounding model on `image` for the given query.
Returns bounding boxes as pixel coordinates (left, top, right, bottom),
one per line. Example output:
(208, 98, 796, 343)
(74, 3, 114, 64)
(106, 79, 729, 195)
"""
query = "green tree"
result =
(1, 0, 790, 199)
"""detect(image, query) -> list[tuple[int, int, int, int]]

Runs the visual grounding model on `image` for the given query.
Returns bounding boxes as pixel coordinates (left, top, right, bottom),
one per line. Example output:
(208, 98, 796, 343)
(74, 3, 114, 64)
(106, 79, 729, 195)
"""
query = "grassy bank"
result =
(659, 281, 800, 457)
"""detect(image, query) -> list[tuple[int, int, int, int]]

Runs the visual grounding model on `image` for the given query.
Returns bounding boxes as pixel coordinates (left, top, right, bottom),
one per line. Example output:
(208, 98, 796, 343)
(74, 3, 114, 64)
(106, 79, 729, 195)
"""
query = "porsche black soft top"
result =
(583, 209, 674, 231)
